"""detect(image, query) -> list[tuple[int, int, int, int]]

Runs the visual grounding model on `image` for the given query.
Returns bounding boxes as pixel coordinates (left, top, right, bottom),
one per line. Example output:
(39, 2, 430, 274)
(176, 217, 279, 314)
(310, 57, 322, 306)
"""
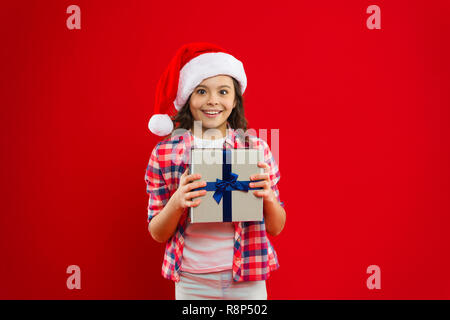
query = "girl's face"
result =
(189, 75, 236, 137)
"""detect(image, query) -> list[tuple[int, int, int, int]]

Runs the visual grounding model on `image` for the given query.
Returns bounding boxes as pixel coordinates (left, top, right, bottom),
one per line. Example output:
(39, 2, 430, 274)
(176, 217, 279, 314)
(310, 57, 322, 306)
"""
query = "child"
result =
(145, 42, 286, 300)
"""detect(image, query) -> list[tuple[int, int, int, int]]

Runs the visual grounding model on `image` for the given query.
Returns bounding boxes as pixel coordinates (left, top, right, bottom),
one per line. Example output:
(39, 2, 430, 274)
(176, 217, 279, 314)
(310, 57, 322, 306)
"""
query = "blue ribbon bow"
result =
(211, 172, 250, 204)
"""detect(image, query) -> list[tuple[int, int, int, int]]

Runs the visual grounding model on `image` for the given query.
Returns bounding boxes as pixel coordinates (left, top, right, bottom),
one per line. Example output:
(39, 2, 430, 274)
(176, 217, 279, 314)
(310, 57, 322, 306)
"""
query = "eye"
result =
(220, 89, 228, 95)
(196, 89, 206, 94)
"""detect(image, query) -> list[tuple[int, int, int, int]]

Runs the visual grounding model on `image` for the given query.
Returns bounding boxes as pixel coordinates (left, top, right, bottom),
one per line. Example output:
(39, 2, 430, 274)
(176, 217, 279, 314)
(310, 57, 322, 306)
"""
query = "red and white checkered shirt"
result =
(144, 124, 284, 282)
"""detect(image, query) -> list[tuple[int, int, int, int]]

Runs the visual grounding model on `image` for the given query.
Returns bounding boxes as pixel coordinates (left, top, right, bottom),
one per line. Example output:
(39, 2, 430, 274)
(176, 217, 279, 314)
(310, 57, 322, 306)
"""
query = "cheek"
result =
(224, 96, 236, 111)
(189, 98, 202, 113)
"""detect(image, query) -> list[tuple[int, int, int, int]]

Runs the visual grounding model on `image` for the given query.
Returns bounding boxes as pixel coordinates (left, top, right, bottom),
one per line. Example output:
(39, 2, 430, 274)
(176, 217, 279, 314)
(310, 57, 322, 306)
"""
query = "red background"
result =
(1, 0, 449, 299)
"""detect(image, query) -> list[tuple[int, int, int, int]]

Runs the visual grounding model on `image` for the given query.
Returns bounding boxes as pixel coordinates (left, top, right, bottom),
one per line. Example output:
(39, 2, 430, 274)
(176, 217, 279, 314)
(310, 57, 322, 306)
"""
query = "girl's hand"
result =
(172, 167, 207, 210)
(249, 161, 276, 204)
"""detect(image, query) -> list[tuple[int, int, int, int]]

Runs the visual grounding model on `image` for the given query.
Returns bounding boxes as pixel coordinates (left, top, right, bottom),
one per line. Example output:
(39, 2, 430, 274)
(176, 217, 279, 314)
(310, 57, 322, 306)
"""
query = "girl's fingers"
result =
(186, 198, 202, 208)
(258, 161, 270, 172)
(250, 173, 269, 181)
(179, 168, 189, 184)
(185, 189, 207, 200)
(253, 189, 271, 197)
(249, 180, 269, 189)
(184, 180, 207, 192)
(253, 190, 265, 197)
(182, 173, 202, 186)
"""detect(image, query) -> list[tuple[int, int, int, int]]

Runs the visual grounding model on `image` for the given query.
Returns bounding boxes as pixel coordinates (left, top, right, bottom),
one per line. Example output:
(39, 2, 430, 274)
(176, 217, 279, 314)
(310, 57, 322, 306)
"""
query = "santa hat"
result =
(148, 42, 247, 136)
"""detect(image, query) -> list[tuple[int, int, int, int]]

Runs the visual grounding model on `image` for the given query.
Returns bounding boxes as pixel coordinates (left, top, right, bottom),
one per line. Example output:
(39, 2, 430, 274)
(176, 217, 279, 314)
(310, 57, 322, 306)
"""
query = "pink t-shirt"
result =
(180, 135, 235, 273)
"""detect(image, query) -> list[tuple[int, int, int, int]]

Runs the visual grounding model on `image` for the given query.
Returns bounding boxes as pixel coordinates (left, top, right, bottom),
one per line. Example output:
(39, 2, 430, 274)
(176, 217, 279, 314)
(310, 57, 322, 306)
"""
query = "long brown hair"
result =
(172, 77, 248, 132)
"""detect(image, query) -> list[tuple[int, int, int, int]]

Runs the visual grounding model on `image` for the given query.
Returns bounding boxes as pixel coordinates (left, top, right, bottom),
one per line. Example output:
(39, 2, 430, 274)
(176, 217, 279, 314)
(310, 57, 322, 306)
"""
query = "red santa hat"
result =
(148, 42, 247, 136)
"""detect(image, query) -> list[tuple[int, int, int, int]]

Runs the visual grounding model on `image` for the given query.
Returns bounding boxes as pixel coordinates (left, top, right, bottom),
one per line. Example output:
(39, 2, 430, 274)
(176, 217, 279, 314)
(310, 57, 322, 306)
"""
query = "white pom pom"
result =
(148, 114, 174, 136)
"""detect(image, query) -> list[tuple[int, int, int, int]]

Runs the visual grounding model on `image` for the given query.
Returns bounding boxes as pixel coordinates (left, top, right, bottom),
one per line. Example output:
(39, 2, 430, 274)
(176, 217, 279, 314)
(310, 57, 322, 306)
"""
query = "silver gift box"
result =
(189, 148, 264, 223)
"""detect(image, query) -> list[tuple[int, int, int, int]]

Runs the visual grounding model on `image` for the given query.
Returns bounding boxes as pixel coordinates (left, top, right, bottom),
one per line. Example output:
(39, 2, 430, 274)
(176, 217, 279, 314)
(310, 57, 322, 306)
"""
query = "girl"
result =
(145, 42, 286, 300)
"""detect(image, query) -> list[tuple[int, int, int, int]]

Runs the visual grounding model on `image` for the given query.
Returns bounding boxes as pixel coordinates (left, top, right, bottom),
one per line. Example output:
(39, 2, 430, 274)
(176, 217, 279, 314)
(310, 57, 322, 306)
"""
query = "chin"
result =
(202, 120, 227, 130)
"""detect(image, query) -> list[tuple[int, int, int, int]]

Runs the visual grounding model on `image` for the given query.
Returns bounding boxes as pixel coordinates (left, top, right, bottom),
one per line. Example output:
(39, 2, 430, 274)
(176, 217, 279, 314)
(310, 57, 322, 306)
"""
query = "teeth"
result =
(204, 111, 221, 115)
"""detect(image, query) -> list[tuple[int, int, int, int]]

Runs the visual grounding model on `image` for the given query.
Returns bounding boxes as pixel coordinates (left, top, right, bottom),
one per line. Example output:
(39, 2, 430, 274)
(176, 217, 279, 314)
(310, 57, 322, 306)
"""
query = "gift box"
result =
(189, 148, 265, 223)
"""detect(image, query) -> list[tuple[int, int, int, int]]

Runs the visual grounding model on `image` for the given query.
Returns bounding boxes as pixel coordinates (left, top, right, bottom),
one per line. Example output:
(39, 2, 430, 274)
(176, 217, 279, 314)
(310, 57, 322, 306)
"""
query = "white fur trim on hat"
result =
(148, 114, 174, 136)
(173, 52, 247, 110)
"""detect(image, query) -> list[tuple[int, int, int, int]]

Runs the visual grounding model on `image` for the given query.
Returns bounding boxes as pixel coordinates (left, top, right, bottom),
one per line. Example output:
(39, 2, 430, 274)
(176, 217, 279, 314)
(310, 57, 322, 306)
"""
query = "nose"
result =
(207, 92, 219, 106)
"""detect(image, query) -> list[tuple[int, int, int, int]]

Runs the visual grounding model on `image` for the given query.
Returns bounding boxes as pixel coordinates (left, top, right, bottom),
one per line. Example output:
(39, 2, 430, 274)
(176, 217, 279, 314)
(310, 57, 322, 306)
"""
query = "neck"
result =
(190, 122, 228, 140)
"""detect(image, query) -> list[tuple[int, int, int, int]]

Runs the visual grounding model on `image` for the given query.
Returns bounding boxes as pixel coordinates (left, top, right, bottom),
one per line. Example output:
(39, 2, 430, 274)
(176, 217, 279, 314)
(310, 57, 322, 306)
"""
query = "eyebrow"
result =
(196, 85, 231, 89)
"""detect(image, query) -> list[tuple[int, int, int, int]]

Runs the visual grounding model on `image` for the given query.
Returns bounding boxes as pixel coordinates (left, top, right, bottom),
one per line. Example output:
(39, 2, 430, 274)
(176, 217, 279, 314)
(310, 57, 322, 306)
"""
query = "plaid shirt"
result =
(144, 124, 284, 282)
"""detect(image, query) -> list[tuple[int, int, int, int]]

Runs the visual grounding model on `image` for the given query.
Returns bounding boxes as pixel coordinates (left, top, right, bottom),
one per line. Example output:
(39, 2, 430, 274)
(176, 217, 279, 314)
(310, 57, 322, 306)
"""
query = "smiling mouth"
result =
(202, 110, 223, 117)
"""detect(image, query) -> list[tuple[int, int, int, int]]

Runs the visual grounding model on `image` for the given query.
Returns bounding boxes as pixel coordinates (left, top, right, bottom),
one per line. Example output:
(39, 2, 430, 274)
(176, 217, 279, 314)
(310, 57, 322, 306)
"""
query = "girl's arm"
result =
(250, 161, 286, 237)
(149, 168, 207, 243)
(261, 194, 286, 237)
(148, 194, 185, 243)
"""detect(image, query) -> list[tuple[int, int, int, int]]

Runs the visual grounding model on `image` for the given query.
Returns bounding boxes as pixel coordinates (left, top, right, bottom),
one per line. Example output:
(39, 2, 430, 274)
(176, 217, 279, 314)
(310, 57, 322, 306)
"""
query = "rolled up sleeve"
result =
(145, 143, 170, 223)
(261, 140, 285, 208)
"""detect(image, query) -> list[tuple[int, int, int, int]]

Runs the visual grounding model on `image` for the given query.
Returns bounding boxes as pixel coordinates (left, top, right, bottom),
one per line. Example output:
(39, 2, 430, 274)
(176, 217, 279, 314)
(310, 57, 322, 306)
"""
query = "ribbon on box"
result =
(193, 149, 263, 222)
